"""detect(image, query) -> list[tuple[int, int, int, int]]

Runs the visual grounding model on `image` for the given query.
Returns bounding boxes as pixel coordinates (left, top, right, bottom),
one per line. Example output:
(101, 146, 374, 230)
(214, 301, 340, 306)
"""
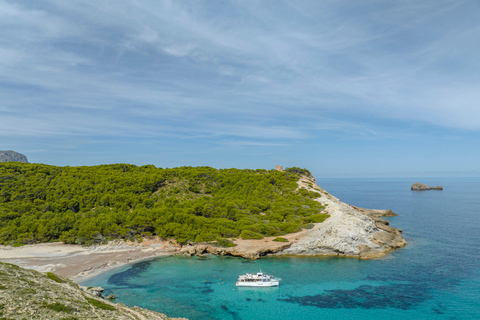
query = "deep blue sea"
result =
(81, 178, 480, 319)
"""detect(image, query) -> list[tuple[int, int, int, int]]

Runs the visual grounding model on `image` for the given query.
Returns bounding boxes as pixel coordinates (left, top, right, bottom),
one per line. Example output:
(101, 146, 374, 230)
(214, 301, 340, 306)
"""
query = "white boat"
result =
(235, 271, 281, 287)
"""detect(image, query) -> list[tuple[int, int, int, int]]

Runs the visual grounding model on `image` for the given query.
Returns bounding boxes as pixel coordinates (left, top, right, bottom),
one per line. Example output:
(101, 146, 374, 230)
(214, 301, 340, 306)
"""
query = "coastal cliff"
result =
(179, 175, 406, 259)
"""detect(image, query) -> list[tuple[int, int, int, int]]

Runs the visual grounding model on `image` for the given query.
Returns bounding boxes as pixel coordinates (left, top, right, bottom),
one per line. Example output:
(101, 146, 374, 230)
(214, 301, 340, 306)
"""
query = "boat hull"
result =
(235, 281, 280, 287)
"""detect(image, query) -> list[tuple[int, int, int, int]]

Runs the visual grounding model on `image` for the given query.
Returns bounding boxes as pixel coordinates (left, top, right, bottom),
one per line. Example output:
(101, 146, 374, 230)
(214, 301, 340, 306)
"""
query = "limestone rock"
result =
(107, 294, 116, 299)
(178, 240, 292, 260)
(93, 232, 106, 243)
(0, 150, 28, 163)
(88, 286, 105, 298)
(278, 175, 406, 259)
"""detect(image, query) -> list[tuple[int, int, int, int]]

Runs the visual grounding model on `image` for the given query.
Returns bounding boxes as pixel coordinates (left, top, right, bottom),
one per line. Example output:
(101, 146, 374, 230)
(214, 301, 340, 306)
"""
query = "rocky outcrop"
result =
(87, 286, 105, 298)
(178, 238, 294, 260)
(278, 176, 406, 259)
(0, 262, 187, 320)
(352, 206, 397, 217)
(0, 150, 28, 163)
(411, 183, 443, 190)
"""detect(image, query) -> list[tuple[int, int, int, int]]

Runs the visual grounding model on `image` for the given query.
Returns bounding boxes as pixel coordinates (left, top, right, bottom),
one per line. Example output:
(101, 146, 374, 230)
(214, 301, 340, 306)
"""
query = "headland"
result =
(0, 175, 406, 281)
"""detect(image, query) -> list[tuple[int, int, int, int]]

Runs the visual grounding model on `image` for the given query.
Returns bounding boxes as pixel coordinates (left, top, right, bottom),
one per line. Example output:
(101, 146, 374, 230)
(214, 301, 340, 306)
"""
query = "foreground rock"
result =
(0, 262, 187, 320)
(0, 150, 28, 163)
(411, 182, 443, 190)
(179, 175, 406, 260)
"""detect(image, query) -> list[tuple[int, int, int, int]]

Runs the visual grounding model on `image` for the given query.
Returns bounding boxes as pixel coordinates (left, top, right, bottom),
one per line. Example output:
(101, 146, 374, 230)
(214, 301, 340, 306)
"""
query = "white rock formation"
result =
(280, 176, 406, 258)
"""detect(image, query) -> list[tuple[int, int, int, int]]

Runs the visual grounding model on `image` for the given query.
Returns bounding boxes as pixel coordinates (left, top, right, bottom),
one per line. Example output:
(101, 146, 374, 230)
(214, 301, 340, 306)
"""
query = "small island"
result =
(411, 182, 443, 190)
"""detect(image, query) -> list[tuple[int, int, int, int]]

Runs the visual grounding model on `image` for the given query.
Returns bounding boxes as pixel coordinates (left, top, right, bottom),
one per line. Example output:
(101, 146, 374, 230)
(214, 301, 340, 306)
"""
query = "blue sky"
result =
(1, 0, 479, 177)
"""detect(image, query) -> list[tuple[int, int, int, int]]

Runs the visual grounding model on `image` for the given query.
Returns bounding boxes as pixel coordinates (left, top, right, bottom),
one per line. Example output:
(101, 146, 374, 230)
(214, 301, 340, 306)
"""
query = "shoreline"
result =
(0, 238, 177, 283)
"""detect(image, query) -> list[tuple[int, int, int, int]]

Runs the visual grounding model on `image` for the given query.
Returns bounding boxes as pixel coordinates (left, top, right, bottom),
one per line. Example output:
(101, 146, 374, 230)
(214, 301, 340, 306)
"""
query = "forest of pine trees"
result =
(0, 163, 329, 246)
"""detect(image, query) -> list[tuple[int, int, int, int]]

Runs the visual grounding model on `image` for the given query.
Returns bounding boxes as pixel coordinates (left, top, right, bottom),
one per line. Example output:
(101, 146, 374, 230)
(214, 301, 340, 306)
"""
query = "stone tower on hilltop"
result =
(276, 165, 283, 172)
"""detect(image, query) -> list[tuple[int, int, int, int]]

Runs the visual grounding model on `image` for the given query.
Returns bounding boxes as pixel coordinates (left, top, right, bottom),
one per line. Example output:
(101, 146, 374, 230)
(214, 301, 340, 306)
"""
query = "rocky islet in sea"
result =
(411, 182, 443, 190)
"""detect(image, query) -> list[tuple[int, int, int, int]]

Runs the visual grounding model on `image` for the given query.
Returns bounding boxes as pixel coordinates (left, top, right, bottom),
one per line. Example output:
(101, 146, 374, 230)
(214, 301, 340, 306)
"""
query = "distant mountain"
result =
(0, 150, 28, 163)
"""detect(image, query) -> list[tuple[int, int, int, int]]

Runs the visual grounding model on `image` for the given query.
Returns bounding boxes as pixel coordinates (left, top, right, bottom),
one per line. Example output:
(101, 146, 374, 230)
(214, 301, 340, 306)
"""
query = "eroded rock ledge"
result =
(179, 175, 406, 260)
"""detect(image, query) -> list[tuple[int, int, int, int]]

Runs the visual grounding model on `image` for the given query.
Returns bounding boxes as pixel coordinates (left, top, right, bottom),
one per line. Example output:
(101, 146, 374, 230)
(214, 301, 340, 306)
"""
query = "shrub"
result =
(86, 297, 116, 311)
(47, 272, 66, 283)
(285, 167, 311, 176)
(309, 214, 330, 223)
(240, 230, 264, 240)
(43, 302, 75, 313)
(211, 238, 236, 247)
(273, 237, 289, 242)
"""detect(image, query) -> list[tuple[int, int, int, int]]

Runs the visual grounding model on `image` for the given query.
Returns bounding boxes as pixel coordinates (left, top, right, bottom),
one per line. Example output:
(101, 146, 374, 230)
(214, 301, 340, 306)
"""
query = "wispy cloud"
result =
(0, 0, 479, 173)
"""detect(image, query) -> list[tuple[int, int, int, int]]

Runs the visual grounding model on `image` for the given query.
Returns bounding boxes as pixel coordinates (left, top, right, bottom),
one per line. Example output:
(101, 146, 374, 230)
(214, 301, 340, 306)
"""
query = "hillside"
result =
(0, 151, 28, 163)
(0, 261, 184, 320)
(0, 163, 329, 246)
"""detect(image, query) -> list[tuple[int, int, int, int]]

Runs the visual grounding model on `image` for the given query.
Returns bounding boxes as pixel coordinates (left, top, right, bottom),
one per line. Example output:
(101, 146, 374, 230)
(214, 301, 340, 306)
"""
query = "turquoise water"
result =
(81, 178, 480, 319)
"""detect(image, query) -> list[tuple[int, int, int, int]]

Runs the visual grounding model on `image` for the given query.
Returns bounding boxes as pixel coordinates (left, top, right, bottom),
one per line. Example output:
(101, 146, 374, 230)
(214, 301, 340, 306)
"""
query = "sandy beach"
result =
(0, 238, 177, 282)
(0, 233, 306, 283)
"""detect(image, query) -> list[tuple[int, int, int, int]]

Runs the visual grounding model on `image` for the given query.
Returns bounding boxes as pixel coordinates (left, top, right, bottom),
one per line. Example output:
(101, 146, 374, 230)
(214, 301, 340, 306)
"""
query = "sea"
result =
(81, 178, 480, 319)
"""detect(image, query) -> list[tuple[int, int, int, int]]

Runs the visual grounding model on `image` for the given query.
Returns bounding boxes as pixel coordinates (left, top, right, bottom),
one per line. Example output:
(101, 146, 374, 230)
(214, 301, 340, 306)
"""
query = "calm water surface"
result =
(82, 178, 480, 319)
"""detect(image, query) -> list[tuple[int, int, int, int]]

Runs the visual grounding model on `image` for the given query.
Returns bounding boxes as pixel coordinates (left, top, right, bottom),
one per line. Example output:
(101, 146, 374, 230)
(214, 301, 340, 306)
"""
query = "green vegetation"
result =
(85, 297, 116, 311)
(43, 302, 75, 313)
(273, 237, 289, 242)
(46, 272, 66, 283)
(240, 229, 264, 240)
(211, 239, 236, 247)
(0, 163, 328, 245)
(297, 187, 321, 199)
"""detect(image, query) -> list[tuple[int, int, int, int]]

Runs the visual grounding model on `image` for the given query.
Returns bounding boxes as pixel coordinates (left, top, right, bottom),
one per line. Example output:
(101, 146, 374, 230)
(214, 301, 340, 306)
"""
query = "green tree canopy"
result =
(0, 163, 329, 245)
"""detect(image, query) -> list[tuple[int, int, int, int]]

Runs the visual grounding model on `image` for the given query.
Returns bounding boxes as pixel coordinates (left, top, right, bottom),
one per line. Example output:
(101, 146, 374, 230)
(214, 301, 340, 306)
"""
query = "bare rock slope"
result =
(279, 176, 406, 258)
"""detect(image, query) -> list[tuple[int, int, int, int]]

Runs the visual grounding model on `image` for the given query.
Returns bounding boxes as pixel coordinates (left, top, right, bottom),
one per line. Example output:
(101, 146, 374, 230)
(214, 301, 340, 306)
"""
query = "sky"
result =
(1, 0, 479, 178)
